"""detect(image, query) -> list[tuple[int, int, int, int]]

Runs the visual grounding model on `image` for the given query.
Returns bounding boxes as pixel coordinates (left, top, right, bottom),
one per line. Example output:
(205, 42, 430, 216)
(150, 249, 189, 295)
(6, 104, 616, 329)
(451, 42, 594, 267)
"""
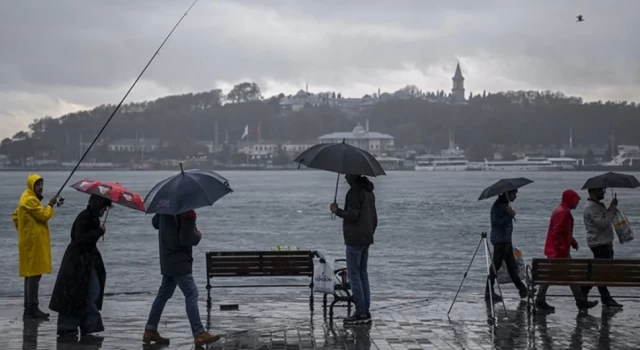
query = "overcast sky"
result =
(1, 0, 638, 139)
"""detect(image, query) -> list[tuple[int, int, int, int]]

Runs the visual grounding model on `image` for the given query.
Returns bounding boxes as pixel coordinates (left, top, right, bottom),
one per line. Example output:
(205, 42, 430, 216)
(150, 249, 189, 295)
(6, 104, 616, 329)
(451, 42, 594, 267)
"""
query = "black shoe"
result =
(484, 293, 503, 302)
(603, 299, 623, 308)
(576, 300, 598, 310)
(519, 288, 536, 299)
(23, 308, 49, 320)
(343, 314, 371, 325)
(366, 312, 371, 319)
(535, 300, 555, 312)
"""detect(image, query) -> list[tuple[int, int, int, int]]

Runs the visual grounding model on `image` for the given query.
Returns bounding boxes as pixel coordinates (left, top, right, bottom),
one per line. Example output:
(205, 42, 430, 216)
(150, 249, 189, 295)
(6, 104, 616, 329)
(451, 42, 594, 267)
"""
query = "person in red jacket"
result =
(535, 189, 598, 312)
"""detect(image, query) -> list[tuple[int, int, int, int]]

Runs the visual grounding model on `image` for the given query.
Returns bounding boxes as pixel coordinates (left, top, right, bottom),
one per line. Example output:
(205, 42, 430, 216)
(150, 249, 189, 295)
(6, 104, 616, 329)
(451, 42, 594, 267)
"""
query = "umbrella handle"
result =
(331, 173, 340, 220)
(102, 208, 110, 241)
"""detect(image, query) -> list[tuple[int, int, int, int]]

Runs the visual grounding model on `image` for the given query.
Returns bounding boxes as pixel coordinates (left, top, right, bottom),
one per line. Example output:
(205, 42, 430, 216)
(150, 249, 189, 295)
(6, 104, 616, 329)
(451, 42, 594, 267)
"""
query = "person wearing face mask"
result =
(12, 173, 58, 319)
(581, 187, 622, 308)
(485, 189, 530, 302)
(49, 194, 112, 340)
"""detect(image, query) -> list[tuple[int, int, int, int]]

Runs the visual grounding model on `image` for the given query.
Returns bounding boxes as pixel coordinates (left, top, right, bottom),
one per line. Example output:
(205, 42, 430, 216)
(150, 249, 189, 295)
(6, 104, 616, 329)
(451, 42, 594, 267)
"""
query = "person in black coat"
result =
(49, 194, 112, 339)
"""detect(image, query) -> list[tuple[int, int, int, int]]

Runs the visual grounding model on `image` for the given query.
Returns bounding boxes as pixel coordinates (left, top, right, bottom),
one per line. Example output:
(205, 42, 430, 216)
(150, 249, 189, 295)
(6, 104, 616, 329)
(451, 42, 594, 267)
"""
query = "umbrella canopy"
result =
(478, 177, 534, 201)
(70, 178, 145, 211)
(581, 172, 640, 190)
(144, 165, 233, 215)
(293, 140, 386, 177)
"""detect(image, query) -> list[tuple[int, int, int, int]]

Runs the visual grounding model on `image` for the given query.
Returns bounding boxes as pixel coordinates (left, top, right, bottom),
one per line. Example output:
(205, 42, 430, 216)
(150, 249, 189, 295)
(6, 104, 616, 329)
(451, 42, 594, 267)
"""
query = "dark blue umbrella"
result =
(144, 164, 233, 215)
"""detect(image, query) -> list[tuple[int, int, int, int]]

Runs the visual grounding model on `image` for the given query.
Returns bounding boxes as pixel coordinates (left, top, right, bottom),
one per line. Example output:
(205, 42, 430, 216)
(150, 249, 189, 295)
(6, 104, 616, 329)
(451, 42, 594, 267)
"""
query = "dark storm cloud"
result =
(0, 0, 638, 137)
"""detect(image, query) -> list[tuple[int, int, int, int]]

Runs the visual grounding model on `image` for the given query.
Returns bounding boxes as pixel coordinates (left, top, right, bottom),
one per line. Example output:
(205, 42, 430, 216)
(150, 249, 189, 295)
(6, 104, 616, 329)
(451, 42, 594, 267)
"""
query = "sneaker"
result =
(576, 300, 598, 310)
(194, 332, 221, 346)
(142, 330, 170, 345)
(603, 299, 623, 308)
(343, 314, 371, 325)
(534, 300, 555, 312)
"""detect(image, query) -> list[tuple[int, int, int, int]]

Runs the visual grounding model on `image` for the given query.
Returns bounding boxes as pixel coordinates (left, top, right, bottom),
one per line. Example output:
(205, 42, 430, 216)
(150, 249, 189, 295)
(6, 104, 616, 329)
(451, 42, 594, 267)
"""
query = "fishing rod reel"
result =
(56, 196, 65, 207)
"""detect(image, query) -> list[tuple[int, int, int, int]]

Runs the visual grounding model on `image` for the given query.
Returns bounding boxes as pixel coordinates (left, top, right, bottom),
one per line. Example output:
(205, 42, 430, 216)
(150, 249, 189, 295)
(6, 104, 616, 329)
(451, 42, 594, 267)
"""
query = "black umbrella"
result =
(478, 177, 534, 201)
(144, 164, 233, 215)
(293, 139, 386, 219)
(581, 172, 640, 190)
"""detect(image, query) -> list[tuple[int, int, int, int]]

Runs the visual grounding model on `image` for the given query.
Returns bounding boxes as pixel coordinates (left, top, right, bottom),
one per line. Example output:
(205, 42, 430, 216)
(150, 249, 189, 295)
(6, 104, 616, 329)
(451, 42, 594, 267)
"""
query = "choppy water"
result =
(1, 170, 639, 301)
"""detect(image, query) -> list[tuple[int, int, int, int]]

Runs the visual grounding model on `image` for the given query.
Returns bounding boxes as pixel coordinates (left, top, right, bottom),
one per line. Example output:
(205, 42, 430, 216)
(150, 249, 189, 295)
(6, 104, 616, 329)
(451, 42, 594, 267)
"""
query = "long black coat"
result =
(49, 205, 106, 316)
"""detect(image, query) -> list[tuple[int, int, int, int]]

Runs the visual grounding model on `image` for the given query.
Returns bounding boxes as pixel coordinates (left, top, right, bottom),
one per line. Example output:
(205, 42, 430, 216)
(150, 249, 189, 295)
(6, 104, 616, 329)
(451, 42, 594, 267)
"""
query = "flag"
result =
(241, 125, 248, 139)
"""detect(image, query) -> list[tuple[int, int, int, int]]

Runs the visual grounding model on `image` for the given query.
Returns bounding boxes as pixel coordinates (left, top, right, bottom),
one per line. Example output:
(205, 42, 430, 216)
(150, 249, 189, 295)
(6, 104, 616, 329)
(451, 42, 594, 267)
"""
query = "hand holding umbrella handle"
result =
(331, 173, 340, 220)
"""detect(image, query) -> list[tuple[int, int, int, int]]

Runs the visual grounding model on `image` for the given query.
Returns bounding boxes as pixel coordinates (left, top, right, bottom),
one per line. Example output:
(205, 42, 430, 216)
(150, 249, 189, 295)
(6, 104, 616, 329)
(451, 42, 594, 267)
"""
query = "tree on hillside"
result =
(227, 82, 262, 103)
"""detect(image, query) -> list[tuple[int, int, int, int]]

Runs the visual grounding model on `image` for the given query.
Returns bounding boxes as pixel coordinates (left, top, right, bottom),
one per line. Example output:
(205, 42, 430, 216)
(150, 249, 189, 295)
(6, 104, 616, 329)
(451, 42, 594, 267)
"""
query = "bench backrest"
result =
(206, 251, 315, 278)
(531, 258, 640, 286)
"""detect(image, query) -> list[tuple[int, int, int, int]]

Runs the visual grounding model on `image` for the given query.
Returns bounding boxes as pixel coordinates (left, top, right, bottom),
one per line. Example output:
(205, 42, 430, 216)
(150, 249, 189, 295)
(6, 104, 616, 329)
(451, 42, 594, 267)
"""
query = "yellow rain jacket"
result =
(12, 173, 54, 277)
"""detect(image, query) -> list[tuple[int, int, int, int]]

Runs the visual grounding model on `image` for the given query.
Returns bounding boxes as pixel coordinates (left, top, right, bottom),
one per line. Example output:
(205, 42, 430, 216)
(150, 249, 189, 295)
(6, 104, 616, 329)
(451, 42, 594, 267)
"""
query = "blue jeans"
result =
(346, 245, 370, 316)
(145, 274, 204, 337)
(57, 268, 104, 336)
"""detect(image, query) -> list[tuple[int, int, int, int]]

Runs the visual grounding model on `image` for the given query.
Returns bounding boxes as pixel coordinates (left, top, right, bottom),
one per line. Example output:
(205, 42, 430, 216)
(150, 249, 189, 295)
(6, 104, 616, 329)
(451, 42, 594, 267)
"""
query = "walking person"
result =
(485, 190, 530, 302)
(142, 210, 220, 346)
(330, 174, 378, 325)
(581, 187, 623, 308)
(535, 189, 598, 312)
(12, 173, 58, 319)
(49, 195, 112, 340)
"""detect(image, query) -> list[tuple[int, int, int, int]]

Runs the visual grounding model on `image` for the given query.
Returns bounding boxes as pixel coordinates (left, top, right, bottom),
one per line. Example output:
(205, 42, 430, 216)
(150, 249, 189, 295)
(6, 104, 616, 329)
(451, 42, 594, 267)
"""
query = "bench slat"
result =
(531, 258, 640, 286)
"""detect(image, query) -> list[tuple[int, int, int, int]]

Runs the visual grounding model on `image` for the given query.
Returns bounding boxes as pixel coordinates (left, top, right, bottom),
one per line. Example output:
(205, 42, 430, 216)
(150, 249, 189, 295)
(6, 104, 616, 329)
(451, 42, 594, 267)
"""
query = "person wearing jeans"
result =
(582, 187, 622, 308)
(330, 174, 377, 325)
(142, 211, 220, 347)
(485, 190, 531, 301)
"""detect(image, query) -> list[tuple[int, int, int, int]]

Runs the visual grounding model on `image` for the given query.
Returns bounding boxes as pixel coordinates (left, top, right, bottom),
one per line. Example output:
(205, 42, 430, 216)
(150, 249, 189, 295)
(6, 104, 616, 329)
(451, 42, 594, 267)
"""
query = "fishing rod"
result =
(53, 0, 199, 204)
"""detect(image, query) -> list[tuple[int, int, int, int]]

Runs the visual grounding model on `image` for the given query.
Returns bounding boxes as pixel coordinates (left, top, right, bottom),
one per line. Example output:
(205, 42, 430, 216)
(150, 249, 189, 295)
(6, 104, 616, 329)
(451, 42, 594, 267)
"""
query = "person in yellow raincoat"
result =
(12, 173, 58, 319)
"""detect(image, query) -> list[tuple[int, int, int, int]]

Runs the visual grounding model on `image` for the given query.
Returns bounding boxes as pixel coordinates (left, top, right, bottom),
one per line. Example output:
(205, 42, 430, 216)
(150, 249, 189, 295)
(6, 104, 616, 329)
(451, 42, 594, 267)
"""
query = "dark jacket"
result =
(49, 198, 107, 316)
(152, 210, 201, 277)
(336, 177, 378, 246)
(490, 194, 514, 245)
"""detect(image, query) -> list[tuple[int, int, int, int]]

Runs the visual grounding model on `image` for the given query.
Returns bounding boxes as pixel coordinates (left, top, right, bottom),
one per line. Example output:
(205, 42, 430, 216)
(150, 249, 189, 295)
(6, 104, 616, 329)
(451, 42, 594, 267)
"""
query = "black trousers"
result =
(487, 242, 526, 293)
(581, 244, 614, 302)
(24, 275, 42, 310)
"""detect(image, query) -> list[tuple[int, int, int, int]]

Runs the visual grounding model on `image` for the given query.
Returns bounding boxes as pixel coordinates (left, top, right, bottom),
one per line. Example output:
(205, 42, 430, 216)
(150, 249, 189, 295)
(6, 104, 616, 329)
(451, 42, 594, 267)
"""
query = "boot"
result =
(484, 283, 502, 302)
(603, 299, 623, 308)
(194, 332, 221, 346)
(142, 330, 170, 345)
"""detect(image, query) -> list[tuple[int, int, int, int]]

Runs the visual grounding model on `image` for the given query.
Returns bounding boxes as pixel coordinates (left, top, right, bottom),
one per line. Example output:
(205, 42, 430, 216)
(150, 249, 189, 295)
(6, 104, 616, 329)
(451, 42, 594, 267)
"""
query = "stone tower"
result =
(452, 62, 465, 101)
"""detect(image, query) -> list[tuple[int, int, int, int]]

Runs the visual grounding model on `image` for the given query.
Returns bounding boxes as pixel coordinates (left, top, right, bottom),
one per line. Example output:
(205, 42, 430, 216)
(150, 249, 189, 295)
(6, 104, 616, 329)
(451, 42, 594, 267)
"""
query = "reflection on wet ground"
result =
(2, 292, 640, 349)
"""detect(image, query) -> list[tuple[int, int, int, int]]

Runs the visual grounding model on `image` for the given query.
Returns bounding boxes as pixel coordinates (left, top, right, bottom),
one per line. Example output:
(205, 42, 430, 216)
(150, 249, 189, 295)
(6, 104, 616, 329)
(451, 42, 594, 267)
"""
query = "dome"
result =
(352, 123, 366, 135)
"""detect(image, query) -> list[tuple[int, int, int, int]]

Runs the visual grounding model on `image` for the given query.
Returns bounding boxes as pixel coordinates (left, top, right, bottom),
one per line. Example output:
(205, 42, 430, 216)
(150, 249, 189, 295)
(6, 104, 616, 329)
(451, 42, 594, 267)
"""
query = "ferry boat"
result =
(483, 157, 560, 171)
(602, 145, 640, 167)
(414, 131, 469, 171)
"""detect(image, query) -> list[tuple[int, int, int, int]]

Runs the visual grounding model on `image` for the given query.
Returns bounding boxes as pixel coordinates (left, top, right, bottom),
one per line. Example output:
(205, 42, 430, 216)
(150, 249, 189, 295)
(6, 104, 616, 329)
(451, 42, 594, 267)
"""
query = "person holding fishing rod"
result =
(12, 173, 59, 319)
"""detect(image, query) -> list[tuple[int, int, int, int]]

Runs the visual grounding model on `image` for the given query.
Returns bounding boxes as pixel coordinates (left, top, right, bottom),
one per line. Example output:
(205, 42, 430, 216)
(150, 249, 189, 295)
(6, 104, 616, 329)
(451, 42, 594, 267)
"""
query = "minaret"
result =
(452, 62, 465, 101)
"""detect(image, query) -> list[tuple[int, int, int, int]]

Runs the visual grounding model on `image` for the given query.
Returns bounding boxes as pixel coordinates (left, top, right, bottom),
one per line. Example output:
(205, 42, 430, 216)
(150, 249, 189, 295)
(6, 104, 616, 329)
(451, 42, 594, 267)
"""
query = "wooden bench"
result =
(205, 250, 318, 310)
(525, 258, 640, 312)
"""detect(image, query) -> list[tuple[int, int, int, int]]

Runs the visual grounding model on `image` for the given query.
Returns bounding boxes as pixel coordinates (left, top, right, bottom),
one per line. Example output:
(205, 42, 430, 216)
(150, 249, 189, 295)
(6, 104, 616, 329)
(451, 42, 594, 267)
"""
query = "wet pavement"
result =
(2, 291, 640, 349)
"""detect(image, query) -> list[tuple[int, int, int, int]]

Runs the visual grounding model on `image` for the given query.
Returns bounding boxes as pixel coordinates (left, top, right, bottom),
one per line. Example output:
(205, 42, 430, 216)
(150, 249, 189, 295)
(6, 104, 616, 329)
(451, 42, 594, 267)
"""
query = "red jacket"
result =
(544, 190, 581, 258)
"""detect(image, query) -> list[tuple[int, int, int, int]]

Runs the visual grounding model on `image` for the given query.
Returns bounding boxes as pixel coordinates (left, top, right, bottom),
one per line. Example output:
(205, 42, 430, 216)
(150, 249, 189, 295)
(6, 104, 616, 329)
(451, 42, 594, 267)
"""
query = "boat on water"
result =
(414, 130, 470, 171)
(483, 157, 561, 171)
(576, 145, 640, 171)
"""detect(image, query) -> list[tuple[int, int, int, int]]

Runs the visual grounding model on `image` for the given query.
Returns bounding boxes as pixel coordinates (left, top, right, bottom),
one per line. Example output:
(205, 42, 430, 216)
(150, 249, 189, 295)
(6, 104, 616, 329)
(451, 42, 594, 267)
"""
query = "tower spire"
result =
(451, 62, 465, 101)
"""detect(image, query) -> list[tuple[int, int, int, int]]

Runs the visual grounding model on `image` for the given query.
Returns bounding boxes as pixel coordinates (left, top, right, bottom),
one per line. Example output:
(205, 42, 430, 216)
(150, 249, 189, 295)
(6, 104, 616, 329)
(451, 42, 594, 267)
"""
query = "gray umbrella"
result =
(293, 139, 386, 219)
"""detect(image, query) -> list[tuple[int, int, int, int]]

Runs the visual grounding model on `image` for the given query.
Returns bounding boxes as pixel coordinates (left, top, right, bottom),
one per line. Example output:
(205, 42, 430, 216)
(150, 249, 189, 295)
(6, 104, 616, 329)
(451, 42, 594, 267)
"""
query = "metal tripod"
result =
(447, 232, 508, 322)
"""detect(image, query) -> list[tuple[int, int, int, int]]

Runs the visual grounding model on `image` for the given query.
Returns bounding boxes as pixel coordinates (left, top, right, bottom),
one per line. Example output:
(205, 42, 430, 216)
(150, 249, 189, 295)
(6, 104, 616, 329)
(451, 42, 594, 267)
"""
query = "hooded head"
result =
(561, 189, 581, 209)
(88, 194, 112, 217)
(345, 174, 374, 192)
(27, 173, 44, 200)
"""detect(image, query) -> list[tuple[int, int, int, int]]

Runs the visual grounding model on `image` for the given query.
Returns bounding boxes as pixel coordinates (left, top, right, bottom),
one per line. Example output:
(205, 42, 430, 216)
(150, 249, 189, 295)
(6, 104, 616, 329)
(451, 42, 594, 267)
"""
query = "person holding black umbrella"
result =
(330, 174, 378, 325)
(485, 189, 530, 301)
(581, 187, 622, 308)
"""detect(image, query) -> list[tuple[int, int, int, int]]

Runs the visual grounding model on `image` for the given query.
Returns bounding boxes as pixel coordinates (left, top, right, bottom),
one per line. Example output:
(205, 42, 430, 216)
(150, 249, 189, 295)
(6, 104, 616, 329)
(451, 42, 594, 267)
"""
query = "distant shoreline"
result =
(1, 167, 637, 172)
